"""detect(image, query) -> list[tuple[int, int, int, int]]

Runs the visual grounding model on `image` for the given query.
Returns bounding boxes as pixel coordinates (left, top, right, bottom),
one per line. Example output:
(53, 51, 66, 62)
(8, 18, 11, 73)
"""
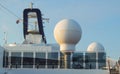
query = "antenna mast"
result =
(4, 32, 7, 44)
(30, 2, 33, 9)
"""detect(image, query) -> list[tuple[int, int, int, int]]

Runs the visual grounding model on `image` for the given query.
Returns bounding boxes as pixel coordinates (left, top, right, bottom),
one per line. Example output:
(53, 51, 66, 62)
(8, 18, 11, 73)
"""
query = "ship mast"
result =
(23, 3, 49, 44)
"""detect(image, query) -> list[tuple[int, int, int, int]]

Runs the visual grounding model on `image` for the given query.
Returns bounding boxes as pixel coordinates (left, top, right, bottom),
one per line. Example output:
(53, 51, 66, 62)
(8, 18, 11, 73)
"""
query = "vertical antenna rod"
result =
(30, 2, 33, 9)
(4, 32, 7, 44)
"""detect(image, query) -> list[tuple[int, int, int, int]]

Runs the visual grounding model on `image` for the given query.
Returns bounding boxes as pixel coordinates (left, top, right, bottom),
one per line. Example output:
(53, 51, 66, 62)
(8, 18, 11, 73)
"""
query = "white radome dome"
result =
(54, 19, 82, 52)
(87, 42, 105, 52)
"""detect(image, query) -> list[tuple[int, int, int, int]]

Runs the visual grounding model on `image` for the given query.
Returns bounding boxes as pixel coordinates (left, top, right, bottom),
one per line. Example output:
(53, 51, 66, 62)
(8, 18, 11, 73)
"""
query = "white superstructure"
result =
(0, 6, 110, 74)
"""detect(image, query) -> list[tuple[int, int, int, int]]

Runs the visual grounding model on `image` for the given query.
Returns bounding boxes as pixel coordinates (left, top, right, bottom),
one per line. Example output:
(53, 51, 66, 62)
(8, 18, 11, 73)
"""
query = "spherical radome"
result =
(87, 42, 105, 52)
(54, 19, 82, 52)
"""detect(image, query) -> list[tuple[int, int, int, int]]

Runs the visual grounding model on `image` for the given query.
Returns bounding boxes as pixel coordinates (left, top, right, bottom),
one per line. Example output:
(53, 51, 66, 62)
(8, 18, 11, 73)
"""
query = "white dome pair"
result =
(87, 42, 105, 52)
(54, 19, 105, 53)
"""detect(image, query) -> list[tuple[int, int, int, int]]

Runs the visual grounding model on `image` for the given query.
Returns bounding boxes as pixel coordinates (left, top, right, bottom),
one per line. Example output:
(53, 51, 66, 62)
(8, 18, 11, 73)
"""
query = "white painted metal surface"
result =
(87, 42, 105, 52)
(0, 68, 109, 74)
(54, 19, 82, 52)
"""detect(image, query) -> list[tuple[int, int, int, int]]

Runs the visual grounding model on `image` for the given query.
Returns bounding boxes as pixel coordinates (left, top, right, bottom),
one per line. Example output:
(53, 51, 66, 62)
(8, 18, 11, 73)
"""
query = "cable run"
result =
(0, 2, 21, 19)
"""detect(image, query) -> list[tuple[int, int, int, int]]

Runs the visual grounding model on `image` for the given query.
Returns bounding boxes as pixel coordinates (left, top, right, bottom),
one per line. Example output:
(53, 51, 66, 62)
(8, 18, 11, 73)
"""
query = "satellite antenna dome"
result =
(87, 42, 105, 52)
(54, 19, 82, 53)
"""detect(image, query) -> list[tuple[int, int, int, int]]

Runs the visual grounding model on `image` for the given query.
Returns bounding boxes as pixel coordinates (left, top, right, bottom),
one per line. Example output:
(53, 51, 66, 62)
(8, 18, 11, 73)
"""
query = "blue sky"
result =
(0, 0, 120, 60)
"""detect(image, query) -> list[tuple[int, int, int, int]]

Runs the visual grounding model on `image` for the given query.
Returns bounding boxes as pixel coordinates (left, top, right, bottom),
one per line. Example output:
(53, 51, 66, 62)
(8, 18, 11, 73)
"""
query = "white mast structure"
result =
(22, 3, 49, 44)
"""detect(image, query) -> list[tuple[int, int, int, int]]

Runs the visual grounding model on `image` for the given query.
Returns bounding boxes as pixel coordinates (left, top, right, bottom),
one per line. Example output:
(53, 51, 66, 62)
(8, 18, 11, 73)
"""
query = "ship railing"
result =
(5, 64, 107, 70)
